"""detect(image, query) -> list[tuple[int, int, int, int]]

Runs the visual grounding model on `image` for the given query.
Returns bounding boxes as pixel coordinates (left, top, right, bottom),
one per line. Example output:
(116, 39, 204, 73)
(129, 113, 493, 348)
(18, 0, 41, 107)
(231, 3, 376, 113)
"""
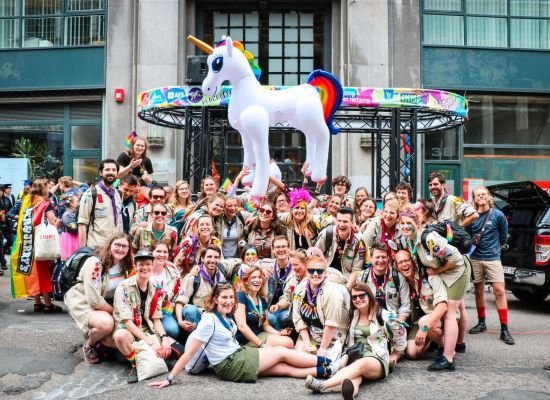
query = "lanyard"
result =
(247, 294, 264, 327)
(214, 310, 234, 332)
(370, 267, 390, 300)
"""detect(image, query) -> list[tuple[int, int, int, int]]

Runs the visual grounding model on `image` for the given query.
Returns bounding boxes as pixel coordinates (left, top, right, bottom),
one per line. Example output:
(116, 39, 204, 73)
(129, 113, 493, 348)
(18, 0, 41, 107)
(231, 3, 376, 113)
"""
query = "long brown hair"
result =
(170, 180, 193, 208)
(98, 232, 134, 274)
(349, 282, 378, 322)
(127, 136, 148, 160)
(203, 283, 237, 313)
(29, 179, 48, 201)
(240, 266, 267, 298)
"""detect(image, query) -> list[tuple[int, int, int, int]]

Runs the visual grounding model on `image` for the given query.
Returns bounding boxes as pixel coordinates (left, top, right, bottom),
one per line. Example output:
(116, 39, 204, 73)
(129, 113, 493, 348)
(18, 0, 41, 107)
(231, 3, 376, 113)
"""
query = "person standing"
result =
(78, 159, 123, 248)
(118, 174, 138, 235)
(0, 185, 12, 272)
(468, 186, 514, 345)
(428, 172, 478, 227)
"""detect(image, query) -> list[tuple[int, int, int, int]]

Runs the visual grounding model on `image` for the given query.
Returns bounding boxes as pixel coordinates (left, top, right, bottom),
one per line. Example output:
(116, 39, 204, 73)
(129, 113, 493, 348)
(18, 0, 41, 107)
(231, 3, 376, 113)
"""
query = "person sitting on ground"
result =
(65, 233, 134, 364)
(235, 266, 294, 348)
(304, 283, 406, 399)
(148, 283, 345, 388)
(113, 250, 175, 384)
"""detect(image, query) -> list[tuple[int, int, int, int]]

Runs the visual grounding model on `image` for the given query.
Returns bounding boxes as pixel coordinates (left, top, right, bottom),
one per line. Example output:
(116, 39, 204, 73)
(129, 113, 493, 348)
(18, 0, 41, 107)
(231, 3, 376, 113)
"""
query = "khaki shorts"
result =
(471, 259, 505, 284)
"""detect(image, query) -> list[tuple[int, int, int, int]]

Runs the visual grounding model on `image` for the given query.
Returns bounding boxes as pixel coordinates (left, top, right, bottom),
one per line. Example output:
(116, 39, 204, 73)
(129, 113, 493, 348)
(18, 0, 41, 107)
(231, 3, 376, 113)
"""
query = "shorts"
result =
(446, 263, 470, 301)
(213, 347, 259, 383)
(471, 259, 505, 284)
(244, 331, 270, 348)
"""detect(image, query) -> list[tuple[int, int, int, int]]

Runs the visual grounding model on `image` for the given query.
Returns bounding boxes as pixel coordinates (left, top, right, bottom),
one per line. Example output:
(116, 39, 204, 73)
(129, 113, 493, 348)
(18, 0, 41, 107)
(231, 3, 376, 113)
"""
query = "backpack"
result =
(421, 221, 472, 254)
(188, 263, 229, 305)
(53, 246, 96, 296)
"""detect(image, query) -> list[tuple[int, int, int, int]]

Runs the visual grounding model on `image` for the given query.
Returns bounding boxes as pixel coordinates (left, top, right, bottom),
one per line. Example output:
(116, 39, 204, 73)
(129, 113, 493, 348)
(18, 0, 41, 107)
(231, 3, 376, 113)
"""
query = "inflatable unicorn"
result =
(187, 35, 343, 203)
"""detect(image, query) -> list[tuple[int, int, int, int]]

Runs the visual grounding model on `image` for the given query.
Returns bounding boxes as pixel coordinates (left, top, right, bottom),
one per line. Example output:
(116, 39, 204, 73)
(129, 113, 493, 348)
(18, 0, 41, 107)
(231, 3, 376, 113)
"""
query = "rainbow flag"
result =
(124, 131, 137, 149)
(221, 178, 232, 192)
(244, 199, 257, 212)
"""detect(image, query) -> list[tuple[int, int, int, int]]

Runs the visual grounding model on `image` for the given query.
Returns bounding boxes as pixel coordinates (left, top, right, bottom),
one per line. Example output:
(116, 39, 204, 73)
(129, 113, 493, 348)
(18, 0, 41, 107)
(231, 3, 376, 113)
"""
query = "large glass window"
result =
(422, 0, 550, 49)
(0, 0, 105, 48)
(463, 94, 550, 186)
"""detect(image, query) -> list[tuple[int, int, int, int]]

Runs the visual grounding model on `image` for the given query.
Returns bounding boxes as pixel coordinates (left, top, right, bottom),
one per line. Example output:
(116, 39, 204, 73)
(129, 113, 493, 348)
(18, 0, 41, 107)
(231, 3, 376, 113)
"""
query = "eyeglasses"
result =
(151, 195, 165, 200)
(307, 268, 325, 275)
(396, 258, 412, 266)
(153, 210, 167, 216)
(351, 293, 367, 301)
(259, 207, 273, 216)
(113, 242, 129, 250)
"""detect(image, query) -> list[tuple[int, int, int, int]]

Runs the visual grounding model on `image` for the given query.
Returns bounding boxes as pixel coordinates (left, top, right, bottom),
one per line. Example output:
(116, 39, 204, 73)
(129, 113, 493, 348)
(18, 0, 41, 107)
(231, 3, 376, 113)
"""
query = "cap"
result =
(3, 184, 11, 189)
(23, 180, 31, 186)
(134, 250, 155, 261)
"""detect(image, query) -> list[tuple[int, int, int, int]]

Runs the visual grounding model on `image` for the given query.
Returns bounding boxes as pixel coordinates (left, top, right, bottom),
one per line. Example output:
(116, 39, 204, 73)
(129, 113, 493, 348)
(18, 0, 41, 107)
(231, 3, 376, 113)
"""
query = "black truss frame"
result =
(139, 105, 465, 197)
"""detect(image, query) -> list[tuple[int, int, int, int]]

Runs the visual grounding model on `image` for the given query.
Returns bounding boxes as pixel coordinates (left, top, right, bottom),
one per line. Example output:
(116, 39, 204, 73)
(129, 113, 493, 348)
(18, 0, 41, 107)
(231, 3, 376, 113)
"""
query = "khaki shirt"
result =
(151, 262, 185, 315)
(131, 222, 178, 253)
(78, 185, 123, 248)
(133, 203, 174, 226)
(363, 216, 399, 248)
(314, 228, 366, 279)
(433, 194, 477, 224)
(113, 275, 162, 334)
(292, 280, 350, 344)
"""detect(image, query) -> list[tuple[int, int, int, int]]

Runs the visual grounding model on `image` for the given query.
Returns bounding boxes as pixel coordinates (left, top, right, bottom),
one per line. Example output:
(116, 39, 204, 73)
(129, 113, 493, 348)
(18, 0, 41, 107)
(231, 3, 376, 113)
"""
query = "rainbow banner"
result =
(138, 86, 468, 118)
(125, 131, 137, 149)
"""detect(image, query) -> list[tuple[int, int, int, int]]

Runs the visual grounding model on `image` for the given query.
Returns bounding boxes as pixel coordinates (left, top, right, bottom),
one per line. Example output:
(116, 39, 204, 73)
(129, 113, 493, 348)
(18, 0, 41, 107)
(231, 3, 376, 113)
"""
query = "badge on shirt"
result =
(97, 194, 103, 203)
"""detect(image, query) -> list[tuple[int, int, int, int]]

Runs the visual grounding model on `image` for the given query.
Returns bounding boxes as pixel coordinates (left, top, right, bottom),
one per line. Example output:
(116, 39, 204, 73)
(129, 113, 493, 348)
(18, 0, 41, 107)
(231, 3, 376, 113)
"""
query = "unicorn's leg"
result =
(296, 97, 329, 184)
(239, 128, 255, 187)
(240, 105, 270, 200)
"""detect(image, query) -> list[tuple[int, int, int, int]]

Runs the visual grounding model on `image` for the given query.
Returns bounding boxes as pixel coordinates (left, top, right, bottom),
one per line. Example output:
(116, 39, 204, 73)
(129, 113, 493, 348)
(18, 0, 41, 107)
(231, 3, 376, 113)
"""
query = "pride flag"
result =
(124, 131, 137, 149)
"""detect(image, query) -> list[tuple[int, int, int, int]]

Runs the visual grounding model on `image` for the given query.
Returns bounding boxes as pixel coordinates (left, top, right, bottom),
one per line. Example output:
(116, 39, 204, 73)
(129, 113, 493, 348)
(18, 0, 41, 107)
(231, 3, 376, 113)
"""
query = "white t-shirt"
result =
(105, 264, 124, 300)
(150, 269, 167, 288)
(190, 312, 240, 366)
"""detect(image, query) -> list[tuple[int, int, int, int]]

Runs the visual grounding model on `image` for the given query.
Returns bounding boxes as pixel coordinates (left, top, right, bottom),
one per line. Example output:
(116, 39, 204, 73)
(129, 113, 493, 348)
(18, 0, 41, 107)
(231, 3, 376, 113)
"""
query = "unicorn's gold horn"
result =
(187, 35, 214, 55)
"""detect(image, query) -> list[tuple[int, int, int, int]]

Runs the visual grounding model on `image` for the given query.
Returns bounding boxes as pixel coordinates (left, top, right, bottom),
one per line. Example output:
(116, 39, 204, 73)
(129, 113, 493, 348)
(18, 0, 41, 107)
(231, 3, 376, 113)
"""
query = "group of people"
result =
(4, 135, 515, 399)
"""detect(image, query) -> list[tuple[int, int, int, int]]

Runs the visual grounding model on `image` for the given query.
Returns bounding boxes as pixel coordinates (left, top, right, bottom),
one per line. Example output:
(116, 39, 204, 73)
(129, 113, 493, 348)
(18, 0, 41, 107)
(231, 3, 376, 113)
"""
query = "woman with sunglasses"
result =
(65, 233, 134, 364)
(131, 203, 178, 256)
(399, 209, 469, 372)
(175, 214, 222, 276)
(245, 201, 282, 259)
(293, 257, 349, 357)
(281, 188, 318, 251)
(304, 282, 406, 399)
(169, 180, 194, 238)
(182, 192, 226, 238)
(234, 266, 294, 349)
(148, 283, 345, 388)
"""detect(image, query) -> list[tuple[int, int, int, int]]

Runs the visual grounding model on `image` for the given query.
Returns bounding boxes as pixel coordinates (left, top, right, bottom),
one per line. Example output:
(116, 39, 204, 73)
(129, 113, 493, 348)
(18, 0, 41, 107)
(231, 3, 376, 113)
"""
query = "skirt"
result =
(60, 232, 79, 261)
(213, 347, 259, 383)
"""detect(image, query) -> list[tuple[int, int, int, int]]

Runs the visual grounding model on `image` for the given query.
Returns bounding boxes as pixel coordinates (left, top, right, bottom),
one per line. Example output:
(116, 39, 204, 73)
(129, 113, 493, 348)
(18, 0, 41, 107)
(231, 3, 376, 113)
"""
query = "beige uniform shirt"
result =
(433, 194, 477, 224)
(78, 184, 123, 248)
(314, 227, 366, 279)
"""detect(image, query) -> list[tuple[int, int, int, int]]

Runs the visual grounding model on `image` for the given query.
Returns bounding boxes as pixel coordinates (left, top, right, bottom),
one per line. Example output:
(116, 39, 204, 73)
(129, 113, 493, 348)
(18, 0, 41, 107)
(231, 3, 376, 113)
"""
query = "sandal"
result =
(43, 304, 63, 313)
(34, 303, 45, 312)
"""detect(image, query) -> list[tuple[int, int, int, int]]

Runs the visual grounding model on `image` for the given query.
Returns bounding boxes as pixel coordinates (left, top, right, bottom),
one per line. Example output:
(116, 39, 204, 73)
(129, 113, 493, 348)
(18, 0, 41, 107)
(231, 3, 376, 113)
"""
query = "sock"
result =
(316, 356, 331, 367)
(126, 350, 136, 368)
(477, 307, 486, 320)
(316, 365, 329, 379)
(497, 308, 508, 326)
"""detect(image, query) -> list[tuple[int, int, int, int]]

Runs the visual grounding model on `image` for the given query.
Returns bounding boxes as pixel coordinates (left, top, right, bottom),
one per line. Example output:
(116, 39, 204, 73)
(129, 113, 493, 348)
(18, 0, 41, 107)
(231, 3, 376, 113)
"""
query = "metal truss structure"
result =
(139, 105, 465, 197)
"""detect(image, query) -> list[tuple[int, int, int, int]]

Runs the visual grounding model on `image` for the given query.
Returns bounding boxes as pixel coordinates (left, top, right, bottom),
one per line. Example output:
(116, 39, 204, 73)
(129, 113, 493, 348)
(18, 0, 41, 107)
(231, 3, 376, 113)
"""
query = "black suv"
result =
(488, 181, 550, 304)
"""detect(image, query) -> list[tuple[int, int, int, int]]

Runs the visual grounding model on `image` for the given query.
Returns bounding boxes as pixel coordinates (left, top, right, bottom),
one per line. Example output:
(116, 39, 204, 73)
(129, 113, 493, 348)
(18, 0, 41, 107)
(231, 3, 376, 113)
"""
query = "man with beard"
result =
(78, 159, 123, 248)
(428, 172, 478, 227)
(357, 242, 410, 322)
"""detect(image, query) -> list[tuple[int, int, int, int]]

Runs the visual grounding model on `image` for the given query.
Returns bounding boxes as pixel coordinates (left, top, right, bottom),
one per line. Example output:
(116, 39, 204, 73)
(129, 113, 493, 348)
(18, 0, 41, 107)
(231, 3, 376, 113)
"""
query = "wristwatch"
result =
(166, 373, 174, 385)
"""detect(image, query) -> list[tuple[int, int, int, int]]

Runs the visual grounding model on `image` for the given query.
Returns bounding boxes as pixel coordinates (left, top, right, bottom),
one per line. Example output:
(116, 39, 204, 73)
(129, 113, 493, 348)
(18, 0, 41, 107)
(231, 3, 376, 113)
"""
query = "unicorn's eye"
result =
(211, 56, 223, 73)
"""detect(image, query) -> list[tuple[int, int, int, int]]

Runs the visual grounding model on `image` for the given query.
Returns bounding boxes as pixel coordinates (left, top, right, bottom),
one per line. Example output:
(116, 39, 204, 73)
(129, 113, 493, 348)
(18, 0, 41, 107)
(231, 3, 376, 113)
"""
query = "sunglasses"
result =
(153, 210, 167, 216)
(307, 268, 325, 275)
(151, 195, 165, 200)
(351, 293, 367, 301)
(259, 207, 273, 216)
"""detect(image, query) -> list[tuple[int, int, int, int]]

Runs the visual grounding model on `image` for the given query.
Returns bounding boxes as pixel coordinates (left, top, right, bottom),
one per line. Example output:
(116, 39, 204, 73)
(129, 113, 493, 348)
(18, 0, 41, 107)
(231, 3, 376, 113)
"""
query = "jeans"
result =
(268, 308, 290, 330)
(161, 305, 203, 343)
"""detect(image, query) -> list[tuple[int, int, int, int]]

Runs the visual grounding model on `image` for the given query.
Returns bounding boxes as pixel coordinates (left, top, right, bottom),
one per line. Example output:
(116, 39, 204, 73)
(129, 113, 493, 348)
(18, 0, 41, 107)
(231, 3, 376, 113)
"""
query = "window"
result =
(0, 0, 105, 48)
(422, 0, 550, 49)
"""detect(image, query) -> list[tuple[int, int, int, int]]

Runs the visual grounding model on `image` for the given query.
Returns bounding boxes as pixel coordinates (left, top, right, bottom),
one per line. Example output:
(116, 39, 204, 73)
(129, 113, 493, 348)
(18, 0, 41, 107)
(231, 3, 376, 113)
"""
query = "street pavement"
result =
(1, 272, 549, 400)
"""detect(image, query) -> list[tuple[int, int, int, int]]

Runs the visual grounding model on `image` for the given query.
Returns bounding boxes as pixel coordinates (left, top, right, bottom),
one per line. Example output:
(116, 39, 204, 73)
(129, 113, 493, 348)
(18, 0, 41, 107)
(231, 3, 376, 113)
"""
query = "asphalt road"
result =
(1, 273, 549, 400)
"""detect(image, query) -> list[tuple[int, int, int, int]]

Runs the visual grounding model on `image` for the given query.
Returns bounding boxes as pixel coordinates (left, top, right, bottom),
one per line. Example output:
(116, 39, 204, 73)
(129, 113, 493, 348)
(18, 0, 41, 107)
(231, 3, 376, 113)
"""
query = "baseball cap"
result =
(134, 250, 155, 261)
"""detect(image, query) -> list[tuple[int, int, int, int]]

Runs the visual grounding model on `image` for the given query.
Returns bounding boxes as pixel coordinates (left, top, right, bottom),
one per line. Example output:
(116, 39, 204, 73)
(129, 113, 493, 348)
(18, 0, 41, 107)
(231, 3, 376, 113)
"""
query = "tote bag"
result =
(34, 221, 61, 261)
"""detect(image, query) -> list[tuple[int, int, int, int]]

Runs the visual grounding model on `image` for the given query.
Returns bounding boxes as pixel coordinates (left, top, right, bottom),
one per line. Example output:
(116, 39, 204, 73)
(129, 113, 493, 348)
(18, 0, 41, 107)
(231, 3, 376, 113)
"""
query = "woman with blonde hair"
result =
(116, 136, 154, 185)
(169, 180, 194, 237)
(282, 188, 318, 250)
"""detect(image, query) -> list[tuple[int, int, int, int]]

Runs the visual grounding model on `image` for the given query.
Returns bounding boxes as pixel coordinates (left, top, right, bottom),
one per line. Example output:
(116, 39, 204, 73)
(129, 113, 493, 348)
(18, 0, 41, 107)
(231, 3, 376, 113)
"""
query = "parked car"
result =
(488, 181, 550, 304)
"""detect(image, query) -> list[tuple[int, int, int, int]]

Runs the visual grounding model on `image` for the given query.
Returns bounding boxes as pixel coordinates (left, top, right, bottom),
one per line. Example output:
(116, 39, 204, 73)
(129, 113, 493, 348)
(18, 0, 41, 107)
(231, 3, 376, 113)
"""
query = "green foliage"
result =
(11, 137, 49, 178)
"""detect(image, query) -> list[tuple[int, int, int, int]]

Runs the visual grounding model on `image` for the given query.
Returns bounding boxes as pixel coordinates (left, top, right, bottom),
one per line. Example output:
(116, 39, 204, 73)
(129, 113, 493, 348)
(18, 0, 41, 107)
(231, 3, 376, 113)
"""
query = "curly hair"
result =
(98, 233, 134, 274)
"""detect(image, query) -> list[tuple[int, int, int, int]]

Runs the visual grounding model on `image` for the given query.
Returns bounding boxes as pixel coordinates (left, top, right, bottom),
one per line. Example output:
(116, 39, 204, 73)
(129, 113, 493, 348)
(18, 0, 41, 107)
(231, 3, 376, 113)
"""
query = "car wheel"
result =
(511, 288, 550, 304)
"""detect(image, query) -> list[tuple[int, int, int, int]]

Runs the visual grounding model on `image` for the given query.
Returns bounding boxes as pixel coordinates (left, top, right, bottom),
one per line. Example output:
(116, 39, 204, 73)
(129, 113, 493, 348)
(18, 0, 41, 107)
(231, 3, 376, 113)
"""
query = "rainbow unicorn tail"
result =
(306, 69, 343, 135)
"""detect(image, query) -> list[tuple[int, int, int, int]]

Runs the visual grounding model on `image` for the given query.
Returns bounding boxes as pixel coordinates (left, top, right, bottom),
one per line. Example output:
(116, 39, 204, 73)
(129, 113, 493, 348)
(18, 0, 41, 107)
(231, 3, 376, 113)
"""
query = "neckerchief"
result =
(370, 267, 390, 304)
(247, 293, 265, 327)
(379, 220, 395, 247)
(214, 310, 235, 333)
(224, 215, 237, 238)
(199, 264, 221, 287)
(98, 181, 118, 226)
(273, 260, 292, 300)
(335, 227, 354, 258)
(305, 279, 325, 307)
(434, 195, 448, 218)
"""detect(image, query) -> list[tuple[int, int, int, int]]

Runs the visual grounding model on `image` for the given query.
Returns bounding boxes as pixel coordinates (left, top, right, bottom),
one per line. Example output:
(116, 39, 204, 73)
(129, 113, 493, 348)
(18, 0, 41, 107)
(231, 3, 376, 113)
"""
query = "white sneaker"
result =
(328, 340, 343, 363)
(305, 375, 326, 393)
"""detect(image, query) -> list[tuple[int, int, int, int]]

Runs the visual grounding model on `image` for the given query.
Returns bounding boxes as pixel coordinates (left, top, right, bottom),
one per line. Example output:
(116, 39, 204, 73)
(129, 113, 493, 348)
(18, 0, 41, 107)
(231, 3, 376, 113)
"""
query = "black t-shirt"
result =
(139, 286, 148, 320)
(329, 239, 345, 272)
(116, 151, 154, 179)
(294, 233, 310, 250)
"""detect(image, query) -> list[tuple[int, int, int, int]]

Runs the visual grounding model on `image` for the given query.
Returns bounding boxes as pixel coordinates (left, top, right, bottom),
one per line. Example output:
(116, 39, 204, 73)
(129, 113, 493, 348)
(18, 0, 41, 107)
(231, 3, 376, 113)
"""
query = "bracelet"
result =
(166, 373, 174, 385)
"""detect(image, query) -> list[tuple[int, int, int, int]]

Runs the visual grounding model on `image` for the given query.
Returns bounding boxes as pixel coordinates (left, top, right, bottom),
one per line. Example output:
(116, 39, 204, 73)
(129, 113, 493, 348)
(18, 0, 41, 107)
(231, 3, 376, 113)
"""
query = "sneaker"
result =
(500, 329, 515, 345)
(432, 347, 444, 363)
(82, 343, 99, 364)
(127, 366, 138, 384)
(469, 321, 487, 334)
(427, 355, 456, 372)
(305, 375, 325, 393)
(328, 353, 347, 376)
(341, 378, 354, 400)
(327, 340, 343, 364)
(455, 342, 466, 353)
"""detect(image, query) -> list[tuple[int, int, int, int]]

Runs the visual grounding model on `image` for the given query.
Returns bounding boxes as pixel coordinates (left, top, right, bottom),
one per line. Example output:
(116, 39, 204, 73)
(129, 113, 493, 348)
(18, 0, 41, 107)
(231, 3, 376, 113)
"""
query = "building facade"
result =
(1, 0, 548, 198)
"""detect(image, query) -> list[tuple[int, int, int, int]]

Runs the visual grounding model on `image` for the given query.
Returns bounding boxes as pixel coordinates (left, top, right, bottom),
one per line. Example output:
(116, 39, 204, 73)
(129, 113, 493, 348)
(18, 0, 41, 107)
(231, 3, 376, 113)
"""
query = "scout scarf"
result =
(299, 279, 325, 325)
(247, 293, 265, 327)
(370, 266, 390, 306)
(214, 310, 235, 333)
(273, 260, 292, 301)
(335, 227, 354, 259)
(98, 181, 119, 226)
(199, 264, 222, 287)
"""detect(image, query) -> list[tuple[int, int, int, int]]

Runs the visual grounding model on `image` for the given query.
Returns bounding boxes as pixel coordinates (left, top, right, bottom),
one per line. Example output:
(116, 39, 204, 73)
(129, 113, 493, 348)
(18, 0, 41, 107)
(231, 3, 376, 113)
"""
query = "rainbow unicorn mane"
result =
(306, 70, 343, 135)
(216, 38, 262, 81)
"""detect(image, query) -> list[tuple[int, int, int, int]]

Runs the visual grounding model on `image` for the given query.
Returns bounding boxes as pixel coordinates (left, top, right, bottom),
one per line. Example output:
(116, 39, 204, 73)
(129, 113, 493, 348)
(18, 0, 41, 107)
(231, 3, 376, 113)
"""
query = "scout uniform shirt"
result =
(113, 275, 162, 334)
(78, 185, 123, 248)
(432, 194, 477, 224)
(131, 222, 178, 253)
(313, 227, 366, 279)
